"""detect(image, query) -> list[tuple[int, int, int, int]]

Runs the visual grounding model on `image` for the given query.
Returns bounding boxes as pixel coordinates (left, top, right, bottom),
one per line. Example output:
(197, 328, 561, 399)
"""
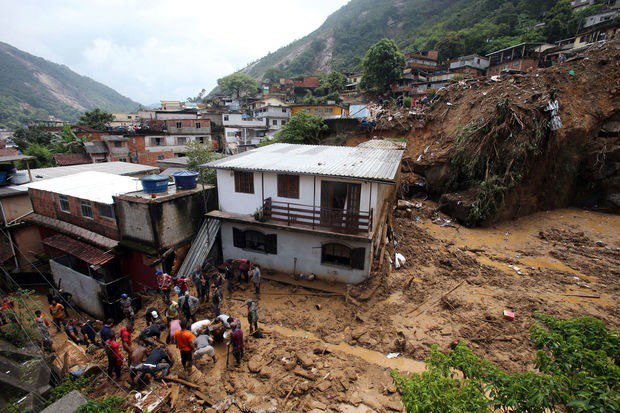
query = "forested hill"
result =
(240, 0, 595, 80)
(0, 42, 139, 129)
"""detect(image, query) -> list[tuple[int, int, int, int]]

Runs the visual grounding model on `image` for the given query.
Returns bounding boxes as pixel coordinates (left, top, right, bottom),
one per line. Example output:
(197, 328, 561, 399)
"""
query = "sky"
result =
(0, 0, 350, 104)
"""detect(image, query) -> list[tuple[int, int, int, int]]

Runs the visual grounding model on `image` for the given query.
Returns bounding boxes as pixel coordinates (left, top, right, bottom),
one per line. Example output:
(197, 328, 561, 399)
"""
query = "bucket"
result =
(172, 170, 199, 189)
(140, 174, 169, 194)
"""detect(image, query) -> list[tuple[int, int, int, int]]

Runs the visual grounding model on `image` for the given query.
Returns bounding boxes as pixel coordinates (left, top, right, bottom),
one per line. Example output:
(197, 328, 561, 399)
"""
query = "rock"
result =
(313, 346, 331, 355)
(596, 240, 606, 247)
(248, 356, 262, 373)
(350, 328, 367, 340)
(384, 399, 404, 412)
(316, 380, 331, 392)
(310, 400, 328, 410)
(384, 383, 397, 394)
(259, 366, 273, 379)
(296, 352, 315, 369)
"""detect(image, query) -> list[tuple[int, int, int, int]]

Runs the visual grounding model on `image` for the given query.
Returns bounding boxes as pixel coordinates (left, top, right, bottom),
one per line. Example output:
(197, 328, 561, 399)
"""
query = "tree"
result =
(11, 126, 57, 151)
(275, 112, 328, 145)
(317, 71, 347, 95)
(217, 73, 259, 100)
(187, 88, 207, 103)
(51, 125, 87, 153)
(185, 140, 220, 184)
(361, 38, 405, 92)
(78, 108, 114, 131)
(264, 67, 288, 84)
(24, 143, 54, 168)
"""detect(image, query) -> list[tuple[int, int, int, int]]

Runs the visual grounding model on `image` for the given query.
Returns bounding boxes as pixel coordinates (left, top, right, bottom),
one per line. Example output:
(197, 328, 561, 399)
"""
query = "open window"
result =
(233, 228, 277, 254)
(321, 242, 365, 270)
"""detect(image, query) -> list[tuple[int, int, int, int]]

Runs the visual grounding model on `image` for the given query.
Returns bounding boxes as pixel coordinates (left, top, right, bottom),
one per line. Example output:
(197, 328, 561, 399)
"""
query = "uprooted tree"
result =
(392, 313, 620, 412)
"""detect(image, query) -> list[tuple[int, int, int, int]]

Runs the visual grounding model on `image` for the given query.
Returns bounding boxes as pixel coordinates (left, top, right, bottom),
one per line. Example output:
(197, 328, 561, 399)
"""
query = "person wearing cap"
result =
(119, 293, 134, 322)
(156, 270, 172, 304)
(145, 307, 161, 325)
(178, 291, 199, 323)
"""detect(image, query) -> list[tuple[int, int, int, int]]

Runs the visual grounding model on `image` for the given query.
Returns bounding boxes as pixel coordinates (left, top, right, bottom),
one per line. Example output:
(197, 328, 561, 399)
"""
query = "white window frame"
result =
(80, 200, 93, 219)
(58, 195, 70, 213)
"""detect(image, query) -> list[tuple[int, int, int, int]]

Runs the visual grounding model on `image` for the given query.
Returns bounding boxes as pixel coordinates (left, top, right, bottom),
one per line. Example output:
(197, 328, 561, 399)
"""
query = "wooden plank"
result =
(170, 384, 180, 410)
(191, 389, 214, 407)
(164, 375, 207, 392)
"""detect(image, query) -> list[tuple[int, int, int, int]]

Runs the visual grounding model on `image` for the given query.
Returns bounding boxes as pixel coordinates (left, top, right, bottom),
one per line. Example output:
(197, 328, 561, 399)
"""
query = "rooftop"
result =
(202, 143, 404, 183)
(0, 154, 35, 163)
(53, 153, 92, 166)
(25, 171, 143, 204)
(20, 161, 158, 182)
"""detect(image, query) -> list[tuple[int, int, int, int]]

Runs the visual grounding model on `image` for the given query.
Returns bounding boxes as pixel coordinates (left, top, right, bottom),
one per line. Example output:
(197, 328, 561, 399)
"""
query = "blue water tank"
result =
(172, 170, 199, 189)
(141, 174, 169, 193)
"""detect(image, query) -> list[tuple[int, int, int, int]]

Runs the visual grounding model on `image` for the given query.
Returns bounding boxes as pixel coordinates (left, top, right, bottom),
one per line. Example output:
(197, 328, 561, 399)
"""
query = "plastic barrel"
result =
(140, 174, 169, 193)
(172, 170, 199, 189)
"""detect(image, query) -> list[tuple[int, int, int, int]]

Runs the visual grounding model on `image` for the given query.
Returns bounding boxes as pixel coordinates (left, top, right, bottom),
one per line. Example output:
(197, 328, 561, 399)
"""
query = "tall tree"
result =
(217, 73, 259, 100)
(11, 126, 57, 151)
(78, 108, 114, 131)
(275, 112, 328, 145)
(185, 140, 220, 184)
(361, 38, 405, 92)
(317, 71, 347, 95)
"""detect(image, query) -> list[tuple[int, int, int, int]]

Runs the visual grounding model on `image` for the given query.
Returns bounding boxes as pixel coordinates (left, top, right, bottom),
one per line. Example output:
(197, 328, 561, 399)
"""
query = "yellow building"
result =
(290, 104, 349, 119)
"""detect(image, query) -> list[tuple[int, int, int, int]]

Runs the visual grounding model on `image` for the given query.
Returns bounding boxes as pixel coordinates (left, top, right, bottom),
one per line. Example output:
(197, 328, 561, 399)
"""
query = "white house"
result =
(222, 113, 268, 145)
(253, 105, 291, 131)
(202, 143, 404, 284)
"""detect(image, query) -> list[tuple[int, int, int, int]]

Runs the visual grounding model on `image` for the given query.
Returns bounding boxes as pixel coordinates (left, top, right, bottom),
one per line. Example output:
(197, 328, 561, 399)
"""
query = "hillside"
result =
(239, 0, 590, 80)
(0, 41, 140, 129)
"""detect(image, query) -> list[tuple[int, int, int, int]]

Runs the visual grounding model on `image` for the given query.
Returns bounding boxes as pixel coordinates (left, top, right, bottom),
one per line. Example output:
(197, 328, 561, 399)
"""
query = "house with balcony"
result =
(202, 143, 404, 284)
(253, 105, 291, 132)
(290, 104, 349, 119)
(222, 113, 268, 146)
(486, 43, 555, 75)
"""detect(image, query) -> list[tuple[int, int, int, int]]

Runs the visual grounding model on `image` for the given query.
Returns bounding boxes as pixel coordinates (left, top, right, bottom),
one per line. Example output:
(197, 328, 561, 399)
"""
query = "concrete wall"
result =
(216, 170, 390, 225)
(13, 225, 44, 270)
(115, 200, 155, 245)
(220, 222, 371, 284)
(50, 260, 106, 319)
(0, 193, 32, 223)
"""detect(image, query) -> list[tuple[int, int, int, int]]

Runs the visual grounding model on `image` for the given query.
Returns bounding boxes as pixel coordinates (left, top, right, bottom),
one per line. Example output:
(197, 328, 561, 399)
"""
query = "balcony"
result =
(262, 197, 372, 235)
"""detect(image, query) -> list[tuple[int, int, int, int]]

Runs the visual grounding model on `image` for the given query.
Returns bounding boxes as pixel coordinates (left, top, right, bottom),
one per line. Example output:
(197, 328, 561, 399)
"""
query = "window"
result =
(80, 200, 93, 219)
(327, 108, 334, 113)
(176, 121, 182, 128)
(157, 154, 165, 160)
(118, 158, 127, 162)
(234, 171, 254, 194)
(282, 108, 287, 113)
(233, 228, 277, 254)
(281, 120, 286, 126)
(177, 137, 187, 145)
(277, 174, 299, 199)
(150, 137, 163, 146)
(198, 136, 205, 144)
(114, 141, 122, 148)
(195, 122, 201, 129)
(58, 195, 70, 213)
(99, 204, 115, 220)
(224, 115, 229, 121)
(272, 119, 278, 126)
(321, 243, 365, 269)
(127, 115, 132, 119)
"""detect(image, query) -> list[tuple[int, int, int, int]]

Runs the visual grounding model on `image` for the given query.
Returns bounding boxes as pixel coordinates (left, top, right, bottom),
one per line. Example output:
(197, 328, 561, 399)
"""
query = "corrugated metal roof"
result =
(22, 162, 158, 181)
(84, 141, 108, 154)
(25, 171, 143, 204)
(26, 213, 119, 249)
(42, 234, 115, 265)
(53, 153, 92, 166)
(202, 143, 404, 183)
(357, 140, 406, 150)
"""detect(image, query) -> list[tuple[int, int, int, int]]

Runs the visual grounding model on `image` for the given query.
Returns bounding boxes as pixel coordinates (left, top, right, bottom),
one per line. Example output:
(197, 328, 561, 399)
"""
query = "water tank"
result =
(10, 171, 30, 185)
(141, 174, 169, 194)
(172, 170, 199, 189)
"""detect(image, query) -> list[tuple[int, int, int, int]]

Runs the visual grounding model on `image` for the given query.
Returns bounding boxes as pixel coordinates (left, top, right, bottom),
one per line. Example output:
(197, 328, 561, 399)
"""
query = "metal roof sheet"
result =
(25, 171, 143, 204)
(42, 234, 115, 266)
(202, 143, 403, 183)
(21, 162, 158, 181)
(26, 213, 119, 249)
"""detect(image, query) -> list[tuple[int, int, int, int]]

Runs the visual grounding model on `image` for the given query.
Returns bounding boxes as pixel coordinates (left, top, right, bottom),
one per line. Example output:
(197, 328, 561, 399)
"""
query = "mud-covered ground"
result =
(45, 204, 618, 413)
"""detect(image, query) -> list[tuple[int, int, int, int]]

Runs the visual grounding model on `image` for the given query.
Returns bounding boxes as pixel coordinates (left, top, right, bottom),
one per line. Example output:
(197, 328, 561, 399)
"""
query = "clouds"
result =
(0, 0, 349, 104)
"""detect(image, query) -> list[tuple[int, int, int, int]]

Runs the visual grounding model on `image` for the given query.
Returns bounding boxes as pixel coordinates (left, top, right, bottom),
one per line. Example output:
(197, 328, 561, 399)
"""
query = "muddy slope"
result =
(404, 40, 620, 226)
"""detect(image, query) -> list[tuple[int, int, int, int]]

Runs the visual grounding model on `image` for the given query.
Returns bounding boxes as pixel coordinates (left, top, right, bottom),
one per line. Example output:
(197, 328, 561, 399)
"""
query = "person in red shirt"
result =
(157, 270, 172, 304)
(105, 331, 124, 379)
(231, 327, 244, 366)
(120, 323, 133, 365)
(174, 320, 196, 376)
(174, 276, 189, 298)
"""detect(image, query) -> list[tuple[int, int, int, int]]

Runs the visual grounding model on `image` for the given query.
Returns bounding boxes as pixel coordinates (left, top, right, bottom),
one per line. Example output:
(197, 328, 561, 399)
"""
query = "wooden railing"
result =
(262, 198, 373, 234)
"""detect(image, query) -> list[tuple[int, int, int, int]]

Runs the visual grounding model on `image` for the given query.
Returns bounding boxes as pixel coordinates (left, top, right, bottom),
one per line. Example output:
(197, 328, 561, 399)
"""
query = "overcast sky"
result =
(0, 0, 349, 104)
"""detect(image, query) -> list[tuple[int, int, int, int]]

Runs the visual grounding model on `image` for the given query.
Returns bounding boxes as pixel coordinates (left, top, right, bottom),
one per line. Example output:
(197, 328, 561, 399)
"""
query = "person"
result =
(57, 289, 73, 318)
(251, 264, 261, 295)
(225, 264, 234, 294)
(194, 333, 216, 364)
(199, 273, 210, 302)
(119, 294, 134, 322)
(238, 259, 251, 283)
(34, 310, 53, 352)
(211, 285, 222, 317)
(131, 346, 173, 384)
(212, 313, 232, 329)
(231, 326, 244, 366)
(105, 331, 124, 379)
(65, 319, 82, 344)
(165, 301, 179, 322)
(178, 291, 199, 323)
(49, 299, 65, 333)
(228, 316, 241, 332)
(190, 319, 211, 336)
(211, 270, 223, 290)
(138, 321, 165, 347)
(120, 323, 133, 361)
(100, 318, 114, 343)
(156, 270, 172, 304)
(246, 300, 259, 334)
(167, 318, 181, 344)
(174, 275, 189, 298)
(396, 94, 403, 107)
(174, 320, 196, 376)
(192, 266, 203, 299)
(81, 319, 101, 348)
(145, 307, 161, 325)
(128, 344, 149, 385)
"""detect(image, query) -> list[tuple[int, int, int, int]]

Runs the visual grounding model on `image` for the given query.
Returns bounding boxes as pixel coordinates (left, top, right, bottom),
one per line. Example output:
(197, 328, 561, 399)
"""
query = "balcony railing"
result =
(262, 197, 372, 234)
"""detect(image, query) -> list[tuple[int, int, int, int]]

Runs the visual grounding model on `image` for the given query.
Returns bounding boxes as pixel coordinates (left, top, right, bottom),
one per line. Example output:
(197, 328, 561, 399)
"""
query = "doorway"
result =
(320, 181, 361, 229)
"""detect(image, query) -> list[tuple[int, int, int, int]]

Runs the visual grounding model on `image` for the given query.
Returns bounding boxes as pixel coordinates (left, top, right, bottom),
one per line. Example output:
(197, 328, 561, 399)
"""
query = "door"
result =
(320, 181, 361, 230)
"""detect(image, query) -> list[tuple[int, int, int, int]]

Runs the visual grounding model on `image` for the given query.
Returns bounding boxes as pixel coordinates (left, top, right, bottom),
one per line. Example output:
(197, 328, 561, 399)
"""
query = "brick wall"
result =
(29, 188, 120, 240)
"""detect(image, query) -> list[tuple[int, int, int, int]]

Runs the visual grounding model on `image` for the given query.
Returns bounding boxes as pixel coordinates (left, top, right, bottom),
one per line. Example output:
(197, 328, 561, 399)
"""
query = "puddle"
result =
(267, 324, 425, 374)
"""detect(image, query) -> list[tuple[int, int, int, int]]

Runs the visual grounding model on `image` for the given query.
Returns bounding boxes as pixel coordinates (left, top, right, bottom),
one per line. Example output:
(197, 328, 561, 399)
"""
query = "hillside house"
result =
(487, 43, 554, 75)
(253, 105, 291, 132)
(291, 104, 349, 119)
(448, 55, 490, 77)
(222, 113, 268, 146)
(202, 143, 403, 284)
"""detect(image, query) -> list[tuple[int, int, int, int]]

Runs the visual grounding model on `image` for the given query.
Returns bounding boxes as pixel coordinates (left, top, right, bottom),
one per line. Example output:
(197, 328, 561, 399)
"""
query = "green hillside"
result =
(0, 41, 140, 130)
(240, 0, 597, 80)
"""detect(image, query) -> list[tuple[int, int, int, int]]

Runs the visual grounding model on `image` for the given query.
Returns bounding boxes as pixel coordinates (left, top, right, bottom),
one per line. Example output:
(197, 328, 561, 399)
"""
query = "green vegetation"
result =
(76, 396, 125, 413)
(0, 41, 138, 129)
(185, 140, 221, 184)
(393, 313, 619, 412)
(47, 375, 93, 405)
(217, 73, 259, 100)
(275, 112, 328, 145)
(78, 108, 114, 131)
(51, 125, 88, 153)
(237, 0, 603, 81)
(0, 289, 41, 347)
(361, 38, 405, 92)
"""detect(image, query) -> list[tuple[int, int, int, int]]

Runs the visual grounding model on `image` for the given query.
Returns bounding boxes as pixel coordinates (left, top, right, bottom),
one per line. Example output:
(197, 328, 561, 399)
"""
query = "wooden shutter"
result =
(265, 234, 278, 254)
(350, 247, 365, 270)
(233, 227, 245, 248)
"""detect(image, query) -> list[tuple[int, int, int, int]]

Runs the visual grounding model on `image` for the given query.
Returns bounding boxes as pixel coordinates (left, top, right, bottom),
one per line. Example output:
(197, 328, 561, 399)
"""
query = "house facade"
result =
(290, 104, 349, 119)
(203, 143, 403, 284)
(253, 105, 291, 131)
